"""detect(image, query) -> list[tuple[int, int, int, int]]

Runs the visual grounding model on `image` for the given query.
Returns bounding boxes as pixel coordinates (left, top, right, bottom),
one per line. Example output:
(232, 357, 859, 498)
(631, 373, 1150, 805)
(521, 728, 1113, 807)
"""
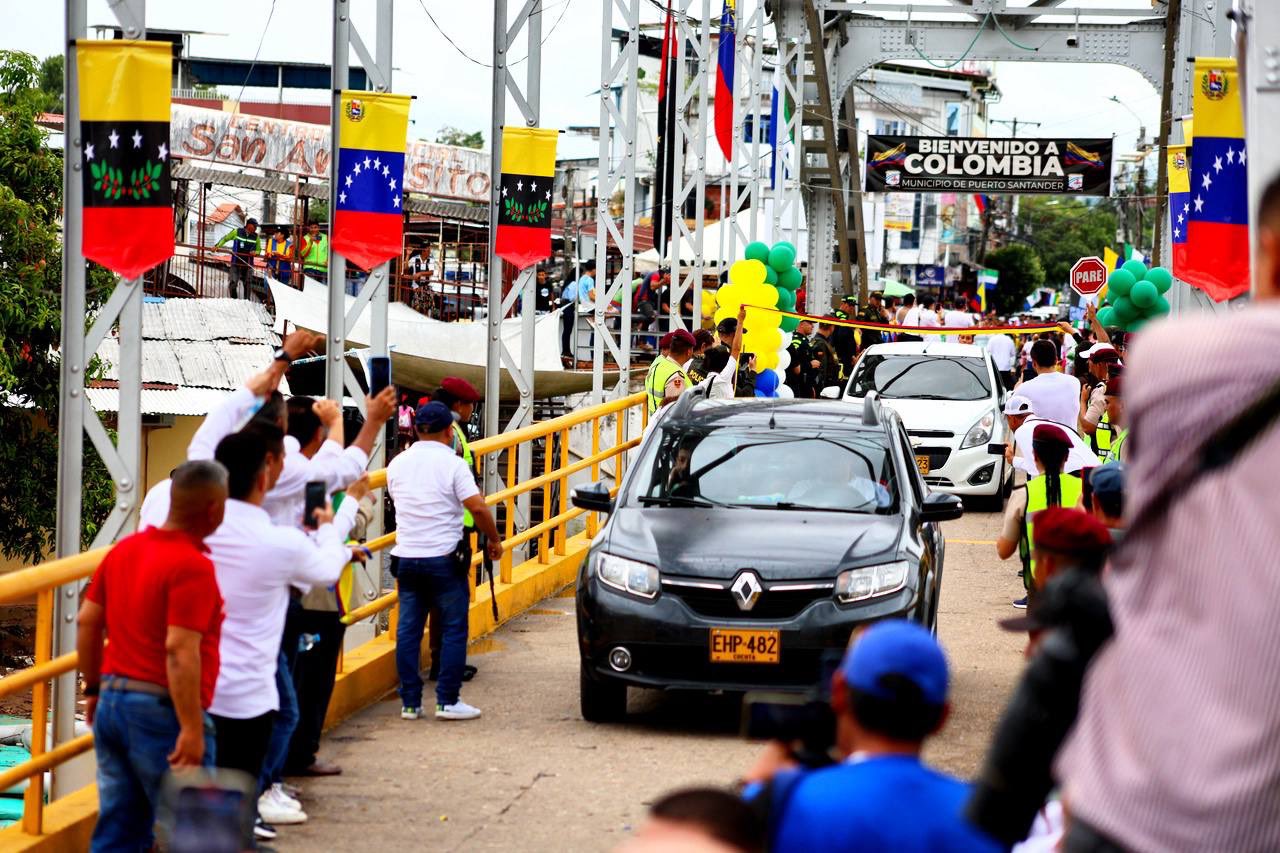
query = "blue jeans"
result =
(260, 651, 298, 792)
(91, 689, 216, 853)
(396, 555, 470, 708)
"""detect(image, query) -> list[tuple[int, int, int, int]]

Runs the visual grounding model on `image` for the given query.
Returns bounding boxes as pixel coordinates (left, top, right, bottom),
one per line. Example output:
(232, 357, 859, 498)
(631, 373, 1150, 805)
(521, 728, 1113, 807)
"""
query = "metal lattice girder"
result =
(666, 0, 712, 331)
(769, 37, 806, 259)
(593, 0, 641, 403)
(726, 1, 768, 263)
(1245, 0, 1280, 299)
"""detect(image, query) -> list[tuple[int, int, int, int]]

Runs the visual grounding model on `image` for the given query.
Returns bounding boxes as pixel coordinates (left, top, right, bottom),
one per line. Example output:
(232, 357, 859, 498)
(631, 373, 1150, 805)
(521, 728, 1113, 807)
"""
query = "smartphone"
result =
(304, 481, 326, 529)
(369, 356, 391, 395)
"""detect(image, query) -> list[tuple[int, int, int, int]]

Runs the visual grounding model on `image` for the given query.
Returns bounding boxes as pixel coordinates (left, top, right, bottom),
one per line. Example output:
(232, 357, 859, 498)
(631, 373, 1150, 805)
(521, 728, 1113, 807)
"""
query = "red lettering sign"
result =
(1070, 256, 1108, 296)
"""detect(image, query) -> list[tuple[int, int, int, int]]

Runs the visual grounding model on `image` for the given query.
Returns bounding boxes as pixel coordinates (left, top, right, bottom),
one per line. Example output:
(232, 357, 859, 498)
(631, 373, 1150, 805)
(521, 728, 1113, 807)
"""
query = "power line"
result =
(232, 0, 279, 109)
(414, 0, 576, 70)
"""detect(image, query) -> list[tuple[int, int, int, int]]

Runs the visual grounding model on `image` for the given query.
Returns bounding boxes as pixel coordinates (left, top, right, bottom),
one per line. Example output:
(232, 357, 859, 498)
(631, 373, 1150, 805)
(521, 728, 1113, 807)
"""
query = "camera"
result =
(741, 649, 844, 768)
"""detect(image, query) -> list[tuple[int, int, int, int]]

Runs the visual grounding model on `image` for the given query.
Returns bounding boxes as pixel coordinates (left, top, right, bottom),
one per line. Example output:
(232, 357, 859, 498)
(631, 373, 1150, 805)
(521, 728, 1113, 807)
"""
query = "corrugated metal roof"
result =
(172, 340, 229, 388)
(141, 339, 186, 387)
(171, 161, 488, 222)
(85, 387, 237, 416)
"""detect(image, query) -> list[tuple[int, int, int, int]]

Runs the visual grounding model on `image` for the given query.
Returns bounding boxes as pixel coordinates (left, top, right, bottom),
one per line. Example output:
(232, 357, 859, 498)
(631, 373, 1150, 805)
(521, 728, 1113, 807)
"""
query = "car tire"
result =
(580, 659, 627, 723)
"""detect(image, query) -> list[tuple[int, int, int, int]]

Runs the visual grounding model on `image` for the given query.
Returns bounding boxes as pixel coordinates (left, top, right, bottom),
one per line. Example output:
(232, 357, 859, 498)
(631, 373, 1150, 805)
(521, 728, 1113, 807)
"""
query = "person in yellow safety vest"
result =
(645, 328, 695, 414)
(995, 423, 1080, 609)
(300, 220, 329, 279)
(425, 376, 483, 684)
(1100, 372, 1128, 464)
(1079, 343, 1122, 454)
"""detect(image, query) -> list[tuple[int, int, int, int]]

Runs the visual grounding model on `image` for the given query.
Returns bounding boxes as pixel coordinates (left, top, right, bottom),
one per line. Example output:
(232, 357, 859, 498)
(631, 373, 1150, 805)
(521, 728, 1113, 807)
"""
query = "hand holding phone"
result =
(369, 356, 391, 395)
(304, 481, 327, 529)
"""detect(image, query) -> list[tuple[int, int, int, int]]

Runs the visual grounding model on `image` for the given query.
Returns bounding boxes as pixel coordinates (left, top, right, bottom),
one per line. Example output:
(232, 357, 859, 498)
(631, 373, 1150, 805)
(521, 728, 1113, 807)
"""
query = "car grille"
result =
(907, 429, 955, 439)
(664, 584, 832, 620)
(913, 446, 952, 469)
(924, 476, 955, 487)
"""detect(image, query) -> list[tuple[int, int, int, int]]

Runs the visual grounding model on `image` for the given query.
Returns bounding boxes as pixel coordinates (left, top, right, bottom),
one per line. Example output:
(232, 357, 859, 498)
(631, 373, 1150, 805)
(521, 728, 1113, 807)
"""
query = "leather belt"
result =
(101, 674, 169, 699)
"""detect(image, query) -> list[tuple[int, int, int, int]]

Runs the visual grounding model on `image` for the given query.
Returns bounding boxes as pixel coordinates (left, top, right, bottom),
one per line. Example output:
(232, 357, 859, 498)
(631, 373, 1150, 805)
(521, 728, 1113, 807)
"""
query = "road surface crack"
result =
(452, 770, 555, 850)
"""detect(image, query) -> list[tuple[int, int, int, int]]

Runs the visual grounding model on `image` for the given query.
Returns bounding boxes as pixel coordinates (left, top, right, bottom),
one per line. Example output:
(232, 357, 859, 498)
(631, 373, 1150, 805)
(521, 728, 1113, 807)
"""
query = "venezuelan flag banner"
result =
(494, 126, 558, 269)
(1168, 144, 1191, 280)
(332, 92, 410, 271)
(77, 41, 173, 279)
(714, 0, 735, 162)
(1185, 58, 1249, 301)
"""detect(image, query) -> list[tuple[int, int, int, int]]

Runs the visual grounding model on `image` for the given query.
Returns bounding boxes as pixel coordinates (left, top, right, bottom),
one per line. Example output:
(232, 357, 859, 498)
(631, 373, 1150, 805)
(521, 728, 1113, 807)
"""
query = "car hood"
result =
(875, 397, 995, 435)
(601, 507, 902, 580)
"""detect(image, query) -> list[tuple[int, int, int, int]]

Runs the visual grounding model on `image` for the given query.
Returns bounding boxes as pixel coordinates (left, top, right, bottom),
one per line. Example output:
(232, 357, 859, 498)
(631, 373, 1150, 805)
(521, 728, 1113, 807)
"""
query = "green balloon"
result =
(768, 244, 797, 272)
(780, 314, 800, 333)
(778, 267, 804, 291)
(745, 241, 771, 263)
(1152, 294, 1171, 316)
(776, 287, 796, 312)
(765, 266, 778, 285)
(774, 240, 797, 255)
(1130, 280, 1158, 310)
(1095, 306, 1116, 328)
(1126, 317, 1147, 334)
(1107, 269, 1136, 299)
(1121, 259, 1148, 281)
(1145, 266, 1173, 294)
(1111, 296, 1138, 323)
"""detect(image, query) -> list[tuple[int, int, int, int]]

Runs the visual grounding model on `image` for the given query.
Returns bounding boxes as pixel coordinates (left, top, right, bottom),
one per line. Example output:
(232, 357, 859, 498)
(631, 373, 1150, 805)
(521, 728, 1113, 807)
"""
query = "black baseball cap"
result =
(717, 317, 744, 335)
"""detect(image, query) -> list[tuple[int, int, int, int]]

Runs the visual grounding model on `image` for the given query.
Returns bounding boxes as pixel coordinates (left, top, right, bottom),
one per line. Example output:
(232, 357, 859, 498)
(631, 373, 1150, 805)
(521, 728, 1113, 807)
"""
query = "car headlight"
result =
(960, 410, 997, 449)
(834, 560, 909, 603)
(595, 553, 660, 599)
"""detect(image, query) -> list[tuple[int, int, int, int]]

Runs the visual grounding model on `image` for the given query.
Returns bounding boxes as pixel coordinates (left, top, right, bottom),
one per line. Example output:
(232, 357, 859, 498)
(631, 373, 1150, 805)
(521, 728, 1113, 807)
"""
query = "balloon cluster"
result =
(1095, 261, 1172, 334)
(713, 240, 804, 398)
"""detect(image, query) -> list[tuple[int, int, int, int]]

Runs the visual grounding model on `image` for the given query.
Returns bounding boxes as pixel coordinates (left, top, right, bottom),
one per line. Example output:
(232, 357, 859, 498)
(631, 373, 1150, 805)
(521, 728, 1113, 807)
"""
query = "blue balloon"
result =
(754, 370, 779, 397)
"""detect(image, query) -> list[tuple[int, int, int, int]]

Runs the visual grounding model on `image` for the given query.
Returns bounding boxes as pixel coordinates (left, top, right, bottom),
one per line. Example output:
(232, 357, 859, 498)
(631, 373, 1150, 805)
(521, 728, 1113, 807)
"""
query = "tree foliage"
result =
(36, 55, 63, 114)
(1016, 197, 1118, 288)
(0, 50, 114, 563)
(984, 243, 1045, 316)
(435, 126, 484, 150)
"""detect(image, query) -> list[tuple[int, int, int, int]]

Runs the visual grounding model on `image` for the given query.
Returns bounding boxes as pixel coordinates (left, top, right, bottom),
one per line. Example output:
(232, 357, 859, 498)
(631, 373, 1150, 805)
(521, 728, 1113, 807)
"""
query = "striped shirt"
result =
(1055, 304, 1280, 851)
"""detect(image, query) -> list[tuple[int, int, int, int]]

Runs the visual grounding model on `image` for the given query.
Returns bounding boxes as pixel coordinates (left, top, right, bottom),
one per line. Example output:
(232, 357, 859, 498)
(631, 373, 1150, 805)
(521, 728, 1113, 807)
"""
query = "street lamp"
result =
(1108, 95, 1146, 148)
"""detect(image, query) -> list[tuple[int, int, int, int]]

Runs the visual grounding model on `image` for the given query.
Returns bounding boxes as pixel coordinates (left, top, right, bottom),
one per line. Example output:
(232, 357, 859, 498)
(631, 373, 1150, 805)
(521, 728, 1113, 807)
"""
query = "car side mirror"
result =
(987, 442, 1006, 456)
(920, 491, 964, 522)
(572, 481, 615, 514)
(819, 386, 841, 399)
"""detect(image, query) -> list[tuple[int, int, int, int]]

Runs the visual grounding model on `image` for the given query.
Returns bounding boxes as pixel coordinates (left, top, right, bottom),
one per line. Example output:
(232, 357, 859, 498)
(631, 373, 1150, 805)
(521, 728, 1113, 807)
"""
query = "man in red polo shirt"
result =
(77, 460, 228, 853)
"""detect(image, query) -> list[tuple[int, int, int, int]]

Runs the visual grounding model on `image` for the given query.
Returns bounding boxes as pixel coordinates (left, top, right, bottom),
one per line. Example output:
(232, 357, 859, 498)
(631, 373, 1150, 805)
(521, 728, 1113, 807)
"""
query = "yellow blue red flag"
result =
(332, 91, 410, 271)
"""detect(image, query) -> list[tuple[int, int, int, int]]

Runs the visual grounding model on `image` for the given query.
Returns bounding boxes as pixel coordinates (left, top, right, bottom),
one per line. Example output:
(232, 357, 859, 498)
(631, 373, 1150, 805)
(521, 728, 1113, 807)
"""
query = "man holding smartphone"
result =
(386, 401, 503, 722)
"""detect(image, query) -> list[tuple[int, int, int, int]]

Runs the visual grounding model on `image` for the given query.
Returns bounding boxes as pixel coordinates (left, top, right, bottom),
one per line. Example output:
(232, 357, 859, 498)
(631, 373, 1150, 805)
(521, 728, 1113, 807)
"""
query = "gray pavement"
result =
(276, 508, 1025, 852)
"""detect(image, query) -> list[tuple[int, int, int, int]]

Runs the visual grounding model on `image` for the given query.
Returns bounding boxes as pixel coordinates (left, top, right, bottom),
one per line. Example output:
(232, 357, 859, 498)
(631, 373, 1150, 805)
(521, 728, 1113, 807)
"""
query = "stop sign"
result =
(1070, 256, 1108, 296)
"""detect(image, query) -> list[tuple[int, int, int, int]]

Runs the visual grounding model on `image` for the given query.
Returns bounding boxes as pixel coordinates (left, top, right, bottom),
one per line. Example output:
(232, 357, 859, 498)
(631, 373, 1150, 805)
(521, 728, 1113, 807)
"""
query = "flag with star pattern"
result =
(1167, 144, 1190, 282)
(494, 127, 558, 270)
(1185, 57, 1249, 302)
(77, 40, 173, 279)
(332, 91, 411, 271)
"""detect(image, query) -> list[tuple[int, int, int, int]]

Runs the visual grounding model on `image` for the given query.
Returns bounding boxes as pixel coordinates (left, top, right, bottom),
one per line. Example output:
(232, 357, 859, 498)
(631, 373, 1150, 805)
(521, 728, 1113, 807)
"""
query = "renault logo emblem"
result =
(730, 571, 763, 612)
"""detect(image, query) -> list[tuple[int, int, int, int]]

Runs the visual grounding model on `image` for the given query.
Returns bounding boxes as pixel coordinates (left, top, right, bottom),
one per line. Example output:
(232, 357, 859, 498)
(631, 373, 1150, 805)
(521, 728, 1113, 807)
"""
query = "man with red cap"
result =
(426, 377, 483, 683)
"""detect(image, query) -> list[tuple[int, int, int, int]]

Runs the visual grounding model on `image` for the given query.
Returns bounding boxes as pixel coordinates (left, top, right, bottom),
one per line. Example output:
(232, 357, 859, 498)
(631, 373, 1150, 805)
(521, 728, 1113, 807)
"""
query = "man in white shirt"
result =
(386, 402, 503, 722)
(1015, 339, 1081, 428)
(917, 296, 943, 330)
(943, 298, 976, 330)
(203, 426, 366, 824)
(986, 332, 1018, 390)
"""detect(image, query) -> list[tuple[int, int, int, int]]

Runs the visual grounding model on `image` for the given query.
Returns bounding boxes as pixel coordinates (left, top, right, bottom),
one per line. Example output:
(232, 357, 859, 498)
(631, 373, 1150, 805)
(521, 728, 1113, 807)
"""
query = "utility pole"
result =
(1151, 0, 1182, 267)
(988, 118, 1040, 249)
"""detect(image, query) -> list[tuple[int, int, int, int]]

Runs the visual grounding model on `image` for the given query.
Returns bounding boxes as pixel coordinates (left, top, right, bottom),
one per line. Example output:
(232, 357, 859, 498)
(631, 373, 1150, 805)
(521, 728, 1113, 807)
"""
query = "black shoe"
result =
(254, 818, 278, 840)
(428, 664, 477, 682)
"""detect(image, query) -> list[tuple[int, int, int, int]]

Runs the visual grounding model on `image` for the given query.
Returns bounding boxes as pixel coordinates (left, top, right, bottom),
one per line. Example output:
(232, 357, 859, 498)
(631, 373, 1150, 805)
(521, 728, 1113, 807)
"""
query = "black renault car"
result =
(571, 393, 962, 721)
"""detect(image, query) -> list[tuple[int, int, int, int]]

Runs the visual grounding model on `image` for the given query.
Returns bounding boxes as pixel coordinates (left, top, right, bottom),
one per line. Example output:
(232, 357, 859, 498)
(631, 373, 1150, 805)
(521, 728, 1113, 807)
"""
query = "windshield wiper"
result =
(772, 501, 866, 513)
(638, 494, 717, 507)
(882, 393, 954, 400)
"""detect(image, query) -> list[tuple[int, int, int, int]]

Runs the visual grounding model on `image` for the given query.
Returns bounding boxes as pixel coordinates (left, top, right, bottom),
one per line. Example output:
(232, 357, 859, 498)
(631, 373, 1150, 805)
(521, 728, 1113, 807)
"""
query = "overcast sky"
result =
(7, 0, 1160, 161)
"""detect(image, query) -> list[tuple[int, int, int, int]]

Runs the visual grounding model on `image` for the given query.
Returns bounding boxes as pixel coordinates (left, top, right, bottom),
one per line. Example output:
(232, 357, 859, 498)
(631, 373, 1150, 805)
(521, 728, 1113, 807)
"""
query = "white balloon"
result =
(779, 331, 793, 349)
(776, 348, 791, 372)
(776, 382, 795, 398)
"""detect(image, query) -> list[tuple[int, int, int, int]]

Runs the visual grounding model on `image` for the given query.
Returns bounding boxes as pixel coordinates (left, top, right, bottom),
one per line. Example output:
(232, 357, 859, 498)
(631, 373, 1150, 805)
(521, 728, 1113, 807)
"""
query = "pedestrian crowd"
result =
(621, 174, 1280, 852)
(76, 323, 502, 850)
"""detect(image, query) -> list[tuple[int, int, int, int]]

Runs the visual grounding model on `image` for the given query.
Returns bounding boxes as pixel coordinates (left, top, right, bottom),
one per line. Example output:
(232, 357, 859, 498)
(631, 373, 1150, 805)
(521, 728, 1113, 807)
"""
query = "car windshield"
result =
(627, 426, 898, 514)
(849, 354, 991, 401)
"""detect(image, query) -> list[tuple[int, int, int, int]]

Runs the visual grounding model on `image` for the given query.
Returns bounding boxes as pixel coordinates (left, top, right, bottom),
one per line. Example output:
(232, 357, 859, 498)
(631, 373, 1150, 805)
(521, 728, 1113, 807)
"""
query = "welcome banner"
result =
(865, 135, 1113, 196)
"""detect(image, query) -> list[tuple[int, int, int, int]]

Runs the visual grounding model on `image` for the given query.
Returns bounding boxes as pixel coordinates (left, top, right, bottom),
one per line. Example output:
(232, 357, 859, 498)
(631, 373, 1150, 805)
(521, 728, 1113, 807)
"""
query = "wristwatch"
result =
(272, 347, 292, 364)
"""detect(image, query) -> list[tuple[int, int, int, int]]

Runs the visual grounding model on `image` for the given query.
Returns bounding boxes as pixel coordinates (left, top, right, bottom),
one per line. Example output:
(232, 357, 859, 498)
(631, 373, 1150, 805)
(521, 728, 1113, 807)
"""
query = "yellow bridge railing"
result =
(0, 390, 647, 839)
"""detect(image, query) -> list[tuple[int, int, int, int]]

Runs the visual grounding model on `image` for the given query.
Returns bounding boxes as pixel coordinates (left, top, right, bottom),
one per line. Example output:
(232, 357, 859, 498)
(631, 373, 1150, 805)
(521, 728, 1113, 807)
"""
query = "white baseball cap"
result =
(1003, 394, 1034, 416)
(1082, 343, 1121, 362)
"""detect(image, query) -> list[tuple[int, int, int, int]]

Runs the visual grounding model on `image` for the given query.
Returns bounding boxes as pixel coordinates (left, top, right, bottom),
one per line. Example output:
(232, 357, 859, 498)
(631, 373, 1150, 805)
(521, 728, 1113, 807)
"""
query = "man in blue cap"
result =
(385, 401, 503, 722)
(750, 620, 1000, 852)
(1086, 462, 1125, 543)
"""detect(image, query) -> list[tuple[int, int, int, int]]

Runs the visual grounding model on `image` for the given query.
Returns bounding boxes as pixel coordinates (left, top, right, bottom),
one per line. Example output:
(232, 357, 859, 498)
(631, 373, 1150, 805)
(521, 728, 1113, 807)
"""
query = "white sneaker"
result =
(268, 783, 302, 812)
(401, 706, 421, 720)
(258, 789, 307, 825)
(435, 700, 482, 721)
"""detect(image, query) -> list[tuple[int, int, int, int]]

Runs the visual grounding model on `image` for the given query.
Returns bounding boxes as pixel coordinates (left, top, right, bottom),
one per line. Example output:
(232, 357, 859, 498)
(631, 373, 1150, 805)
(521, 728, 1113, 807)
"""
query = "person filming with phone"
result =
(386, 401, 503, 722)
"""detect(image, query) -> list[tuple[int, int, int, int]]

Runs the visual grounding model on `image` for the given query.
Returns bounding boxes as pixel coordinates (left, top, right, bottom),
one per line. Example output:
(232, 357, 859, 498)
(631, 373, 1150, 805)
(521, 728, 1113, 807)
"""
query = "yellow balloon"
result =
(743, 304, 781, 330)
(714, 305, 737, 326)
(703, 289, 719, 316)
(756, 350, 779, 371)
(728, 259, 768, 288)
(716, 282, 745, 309)
(758, 327, 782, 352)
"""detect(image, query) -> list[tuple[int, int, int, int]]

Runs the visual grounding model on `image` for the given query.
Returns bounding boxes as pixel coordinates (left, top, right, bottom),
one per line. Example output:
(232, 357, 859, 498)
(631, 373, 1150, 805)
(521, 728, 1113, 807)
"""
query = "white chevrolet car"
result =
(834, 342, 1011, 509)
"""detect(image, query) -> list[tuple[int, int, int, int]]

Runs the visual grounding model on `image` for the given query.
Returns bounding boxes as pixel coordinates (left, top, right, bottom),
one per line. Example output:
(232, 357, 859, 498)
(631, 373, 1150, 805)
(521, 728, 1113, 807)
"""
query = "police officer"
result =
(856, 291, 890, 351)
(1100, 373, 1127, 464)
(832, 295, 858, 377)
(644, 329, 693, 413)
(810, 318, 842, 394)
(1079, 344, 1122, 455)
(300, 220, 329, 280)
(215, 217, 262, 299)
(785, 318, 815, 398)
(426, 377, 483, 683)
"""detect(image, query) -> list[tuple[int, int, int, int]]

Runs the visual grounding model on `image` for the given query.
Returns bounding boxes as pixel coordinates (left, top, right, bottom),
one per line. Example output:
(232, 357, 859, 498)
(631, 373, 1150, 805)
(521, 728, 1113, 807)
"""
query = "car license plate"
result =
(915, 454, 930, 475)
(709, 628, 780, 664)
